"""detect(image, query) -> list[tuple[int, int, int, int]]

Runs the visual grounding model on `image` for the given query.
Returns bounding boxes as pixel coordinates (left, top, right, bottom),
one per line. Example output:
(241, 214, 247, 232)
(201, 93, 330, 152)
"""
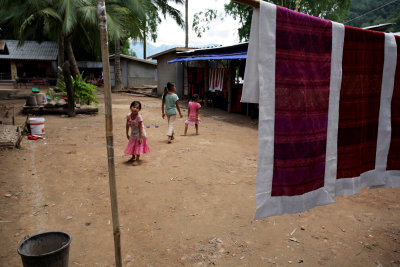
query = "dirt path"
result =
(1, 92, 399, 266)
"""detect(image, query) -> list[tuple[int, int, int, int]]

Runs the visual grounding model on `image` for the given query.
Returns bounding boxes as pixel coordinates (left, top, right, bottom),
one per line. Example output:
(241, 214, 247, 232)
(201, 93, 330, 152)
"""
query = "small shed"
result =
(164, 43, 257, 117)
(109, 54, 157, 88)
(149, 47, 192, 96)
(0, 40, 58, 82)
(77, 61, 103, 83)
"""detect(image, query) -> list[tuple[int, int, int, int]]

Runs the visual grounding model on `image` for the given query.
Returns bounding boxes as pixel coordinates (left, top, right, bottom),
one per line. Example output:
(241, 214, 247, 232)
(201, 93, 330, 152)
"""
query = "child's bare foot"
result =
(127, 156, 135, 162)
(132, 160, 141, 166)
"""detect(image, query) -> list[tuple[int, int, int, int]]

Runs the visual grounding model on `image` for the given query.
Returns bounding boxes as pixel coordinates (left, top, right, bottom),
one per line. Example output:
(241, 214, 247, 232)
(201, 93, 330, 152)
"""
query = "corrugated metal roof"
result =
(109, 54, 157, 66)
(149, 47, 192, 59)
(0, 40, 58, 61)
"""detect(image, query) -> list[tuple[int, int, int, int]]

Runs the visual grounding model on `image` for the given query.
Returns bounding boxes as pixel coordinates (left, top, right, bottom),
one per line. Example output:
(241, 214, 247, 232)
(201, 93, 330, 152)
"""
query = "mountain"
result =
(346, 0, 400, 33)
(129, 42, 178, 60)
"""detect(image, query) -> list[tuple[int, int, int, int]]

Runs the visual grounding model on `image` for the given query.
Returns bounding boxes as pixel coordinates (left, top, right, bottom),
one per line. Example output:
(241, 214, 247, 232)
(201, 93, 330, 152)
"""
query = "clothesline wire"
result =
(344, 0, 399, 24)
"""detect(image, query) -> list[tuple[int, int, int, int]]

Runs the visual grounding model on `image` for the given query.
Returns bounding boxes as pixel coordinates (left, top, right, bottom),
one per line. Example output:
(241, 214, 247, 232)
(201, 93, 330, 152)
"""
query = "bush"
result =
(51, 72, 98, 106)
(72, 73, 98, 105)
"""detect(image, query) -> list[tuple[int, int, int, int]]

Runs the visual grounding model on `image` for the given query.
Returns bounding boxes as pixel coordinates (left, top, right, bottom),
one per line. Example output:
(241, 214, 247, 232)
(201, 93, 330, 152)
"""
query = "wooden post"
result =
(62, 61, 75, 117)
(232, 0, 260, 8)
(97, 1, 122, 267)
(204, 61, 208, 107)
(227, 66, 232, 113)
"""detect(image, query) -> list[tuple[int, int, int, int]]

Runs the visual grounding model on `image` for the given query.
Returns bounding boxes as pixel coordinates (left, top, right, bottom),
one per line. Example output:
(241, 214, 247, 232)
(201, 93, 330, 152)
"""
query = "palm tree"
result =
(108, 0, 146, 91)
(0, 0, 84, 78)
(142, 0, 185, 59)
(0, 0, 131, 80)
(110, 0, 184, 91)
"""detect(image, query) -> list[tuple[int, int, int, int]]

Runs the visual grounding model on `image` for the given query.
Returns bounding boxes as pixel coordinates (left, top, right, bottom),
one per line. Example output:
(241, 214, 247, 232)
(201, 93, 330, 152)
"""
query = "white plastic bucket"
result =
(29, 117, 45, 135)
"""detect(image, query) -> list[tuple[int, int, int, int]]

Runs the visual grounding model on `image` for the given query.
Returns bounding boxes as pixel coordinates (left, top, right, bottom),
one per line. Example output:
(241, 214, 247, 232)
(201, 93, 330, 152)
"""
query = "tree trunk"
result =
(65, 36, 80, 78)
(62, 61, 75, 117)
(185, 0, 189, 48)
(57, 33, 65, 88)
(113, 40, 124, 91)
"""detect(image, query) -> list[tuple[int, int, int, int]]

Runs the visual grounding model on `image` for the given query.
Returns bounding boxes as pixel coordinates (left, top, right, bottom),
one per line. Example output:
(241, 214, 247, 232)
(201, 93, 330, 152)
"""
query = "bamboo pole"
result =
(232, 0, 260, 8)
(97, 1, 122, 267)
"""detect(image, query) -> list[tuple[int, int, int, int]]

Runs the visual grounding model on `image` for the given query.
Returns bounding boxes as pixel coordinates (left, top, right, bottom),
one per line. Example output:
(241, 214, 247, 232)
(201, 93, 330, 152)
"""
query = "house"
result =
(0, 40, 58, 83)
(149, 47, 192, 96)
(77, 61, 103, 84)
(152, 43, 257, 117)
(109, 54, 157, 88)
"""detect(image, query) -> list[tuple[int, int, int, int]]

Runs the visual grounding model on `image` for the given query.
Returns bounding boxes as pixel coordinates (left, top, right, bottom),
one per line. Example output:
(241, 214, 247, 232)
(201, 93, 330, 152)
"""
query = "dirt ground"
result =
(1, 88, 400, 266)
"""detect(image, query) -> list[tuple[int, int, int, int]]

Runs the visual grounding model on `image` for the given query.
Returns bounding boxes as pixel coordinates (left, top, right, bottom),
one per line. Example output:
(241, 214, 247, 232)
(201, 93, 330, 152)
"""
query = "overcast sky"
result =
(150, 0, 242, 47)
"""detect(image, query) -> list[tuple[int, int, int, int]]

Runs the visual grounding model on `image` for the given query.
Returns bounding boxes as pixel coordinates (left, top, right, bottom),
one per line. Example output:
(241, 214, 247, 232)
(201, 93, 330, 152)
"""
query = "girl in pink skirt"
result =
(124, 101, 150, 165)
(183, 94, 201, 136)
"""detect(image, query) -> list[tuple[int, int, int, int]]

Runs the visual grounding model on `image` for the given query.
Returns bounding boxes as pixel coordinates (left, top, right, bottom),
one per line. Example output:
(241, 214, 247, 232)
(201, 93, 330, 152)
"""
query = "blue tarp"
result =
(168, 51, 247, 63)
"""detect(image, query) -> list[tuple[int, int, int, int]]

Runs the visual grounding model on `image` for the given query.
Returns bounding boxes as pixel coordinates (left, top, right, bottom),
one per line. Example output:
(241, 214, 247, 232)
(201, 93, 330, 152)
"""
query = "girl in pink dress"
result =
(183, 94, 202, 136)
(124, 101, 150, 165)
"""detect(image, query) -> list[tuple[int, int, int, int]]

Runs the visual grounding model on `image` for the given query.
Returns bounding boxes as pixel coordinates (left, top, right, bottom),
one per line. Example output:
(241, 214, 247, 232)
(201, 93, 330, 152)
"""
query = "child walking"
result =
(183, 94, 201, 135)
(161, 82, 183, 143)
(124, 101, 150, 165)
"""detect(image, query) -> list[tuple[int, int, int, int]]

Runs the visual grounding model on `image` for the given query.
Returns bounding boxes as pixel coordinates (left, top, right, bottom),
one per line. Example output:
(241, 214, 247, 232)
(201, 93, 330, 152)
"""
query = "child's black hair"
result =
(130, 100, 142, 110)
(162, 82, 175, 101)
(191, 94, 199, 101)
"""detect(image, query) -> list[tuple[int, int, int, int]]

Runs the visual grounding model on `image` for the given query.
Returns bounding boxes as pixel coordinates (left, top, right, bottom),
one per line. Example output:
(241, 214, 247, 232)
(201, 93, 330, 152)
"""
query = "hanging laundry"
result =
(209, 68, 224, 92)
(241, 1, 400, 219)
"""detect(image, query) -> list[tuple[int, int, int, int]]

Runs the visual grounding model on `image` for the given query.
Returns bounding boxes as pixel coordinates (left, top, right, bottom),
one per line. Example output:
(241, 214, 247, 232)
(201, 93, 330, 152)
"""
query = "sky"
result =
(150, 0, 242, 47)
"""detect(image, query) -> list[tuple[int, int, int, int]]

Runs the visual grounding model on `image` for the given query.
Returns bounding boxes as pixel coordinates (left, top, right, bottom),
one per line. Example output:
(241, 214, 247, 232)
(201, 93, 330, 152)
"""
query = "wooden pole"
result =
(232, 0, 260, 8)
(97, 1, 122, 267)
(204, 61, 208, 107)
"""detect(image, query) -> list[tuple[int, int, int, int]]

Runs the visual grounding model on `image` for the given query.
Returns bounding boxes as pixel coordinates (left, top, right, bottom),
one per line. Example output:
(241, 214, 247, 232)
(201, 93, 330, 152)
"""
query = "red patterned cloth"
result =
(337, 27, 385, 179)
(272, 6, 332, 196)
(242, 1, 400, 219)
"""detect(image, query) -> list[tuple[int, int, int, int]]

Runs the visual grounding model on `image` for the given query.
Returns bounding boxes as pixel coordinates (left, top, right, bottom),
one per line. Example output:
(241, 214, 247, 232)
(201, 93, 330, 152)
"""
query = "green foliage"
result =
(224, 3, 253, 42)
(46, 88, 61, 101)
(72, 73, 98, 105)
(222, 0, 352, 42)
(143, 0, 185, 42)
(193, 9, 218, 38)
(54, 72, 98, 105)
(128, 48, 137, 57)
(346, 0, 400, 32)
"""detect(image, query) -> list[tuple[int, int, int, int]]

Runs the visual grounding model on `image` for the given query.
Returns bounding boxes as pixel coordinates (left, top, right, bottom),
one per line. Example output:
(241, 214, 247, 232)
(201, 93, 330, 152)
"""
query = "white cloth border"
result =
(323, 22, 345, 199)
(241, 5, 261, 103)
(372, 33, 399, 189)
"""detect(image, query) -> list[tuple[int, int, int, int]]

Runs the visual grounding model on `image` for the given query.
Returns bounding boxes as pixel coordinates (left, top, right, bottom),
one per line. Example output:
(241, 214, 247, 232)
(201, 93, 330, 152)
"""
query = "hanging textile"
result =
(241, 1, 400, 219)
(209, 68, 224, 92)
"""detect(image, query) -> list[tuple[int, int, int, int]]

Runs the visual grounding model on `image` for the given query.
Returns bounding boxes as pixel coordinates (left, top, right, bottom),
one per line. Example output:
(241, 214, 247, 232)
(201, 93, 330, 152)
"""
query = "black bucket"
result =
(17, 231, 71, 267)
